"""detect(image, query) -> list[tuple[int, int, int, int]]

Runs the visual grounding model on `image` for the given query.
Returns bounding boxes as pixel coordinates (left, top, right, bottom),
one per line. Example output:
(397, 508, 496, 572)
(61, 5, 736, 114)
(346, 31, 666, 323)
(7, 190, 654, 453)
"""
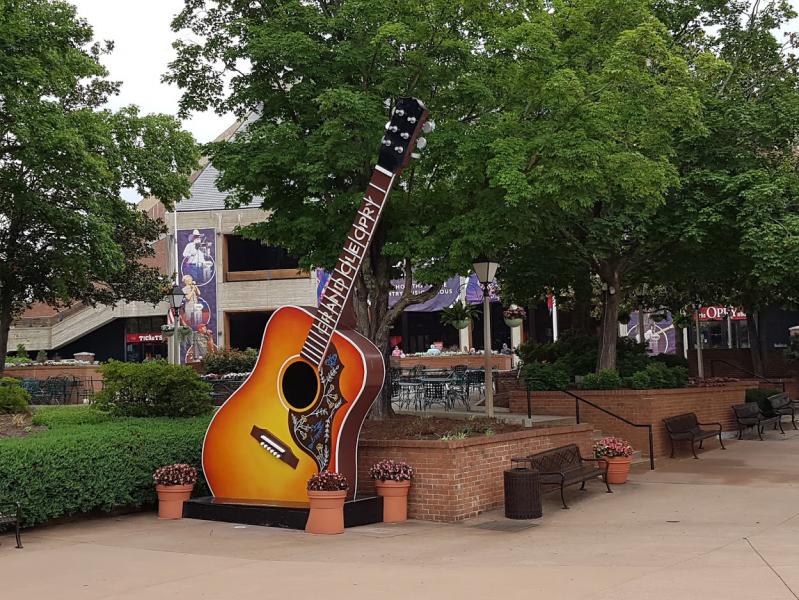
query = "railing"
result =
(524, 379, 655, 470)
(709, 358, 786, 392)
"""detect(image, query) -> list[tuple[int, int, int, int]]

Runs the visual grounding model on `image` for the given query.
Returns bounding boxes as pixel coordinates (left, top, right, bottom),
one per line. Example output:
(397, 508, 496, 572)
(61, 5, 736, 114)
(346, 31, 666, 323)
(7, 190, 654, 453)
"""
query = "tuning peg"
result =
(422, 120, 435, 134)
(416, 137, 427, 150)
(407, 117, 417, 124)
(382, 138, 391, 146)
(395, 109, 405, 116)
(385, 122, 398, 132)
(400, 132, 410, 139)
(394, 146, 404, 153)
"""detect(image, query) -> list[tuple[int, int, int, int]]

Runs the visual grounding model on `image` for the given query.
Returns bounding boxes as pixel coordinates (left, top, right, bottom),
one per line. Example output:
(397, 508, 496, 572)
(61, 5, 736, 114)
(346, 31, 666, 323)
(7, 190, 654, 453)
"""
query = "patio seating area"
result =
(390, 365, 497, 412)
(18, 376, 101, 405)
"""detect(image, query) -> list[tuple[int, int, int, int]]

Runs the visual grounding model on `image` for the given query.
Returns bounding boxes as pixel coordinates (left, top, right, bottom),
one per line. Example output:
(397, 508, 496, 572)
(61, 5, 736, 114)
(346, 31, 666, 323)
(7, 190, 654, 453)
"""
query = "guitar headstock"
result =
(377, 97, 433, 175)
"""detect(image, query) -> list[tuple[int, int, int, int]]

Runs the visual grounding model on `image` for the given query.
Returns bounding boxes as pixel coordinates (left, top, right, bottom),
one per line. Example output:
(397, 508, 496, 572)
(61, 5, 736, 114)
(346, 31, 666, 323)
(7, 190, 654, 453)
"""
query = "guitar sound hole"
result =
(282, 361, 319, 410)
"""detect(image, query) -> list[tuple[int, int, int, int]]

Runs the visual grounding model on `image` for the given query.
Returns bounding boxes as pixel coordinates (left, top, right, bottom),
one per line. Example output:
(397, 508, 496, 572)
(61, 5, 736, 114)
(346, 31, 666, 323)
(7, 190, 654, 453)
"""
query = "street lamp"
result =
(167, 284, 185, 365)
(473, 257, 499, 419)
(692, 295, 704, 379)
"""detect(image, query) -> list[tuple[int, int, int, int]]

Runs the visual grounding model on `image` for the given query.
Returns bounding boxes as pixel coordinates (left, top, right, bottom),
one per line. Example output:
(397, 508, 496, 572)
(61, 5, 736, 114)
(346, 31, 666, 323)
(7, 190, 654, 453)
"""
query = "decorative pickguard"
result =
(288, 348, 347, 471)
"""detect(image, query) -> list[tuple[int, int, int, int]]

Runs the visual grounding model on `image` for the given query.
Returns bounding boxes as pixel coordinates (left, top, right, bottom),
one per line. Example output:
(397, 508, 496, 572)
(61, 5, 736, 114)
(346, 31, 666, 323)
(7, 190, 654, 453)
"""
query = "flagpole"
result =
(552, 295, 559, 341)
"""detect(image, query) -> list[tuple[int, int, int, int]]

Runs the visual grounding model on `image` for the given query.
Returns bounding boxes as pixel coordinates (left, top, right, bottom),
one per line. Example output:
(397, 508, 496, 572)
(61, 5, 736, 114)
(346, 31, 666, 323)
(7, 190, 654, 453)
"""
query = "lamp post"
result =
(168, 284, 185, 365)
(473, 257, 499, 419)
(692, 295, 704, 379)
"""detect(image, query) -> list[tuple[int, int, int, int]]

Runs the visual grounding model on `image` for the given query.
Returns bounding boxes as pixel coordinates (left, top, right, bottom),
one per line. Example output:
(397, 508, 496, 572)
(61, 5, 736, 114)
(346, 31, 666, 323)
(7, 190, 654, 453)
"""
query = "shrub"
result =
(307, 471, 348, 492)
(650, 353, 689, 369)
(0, 411, 211, 526)
(153, 463, 198, 486)
(622, 363, 689, 389)
(15, 344, 28, 359)
(582, 369, 623, 390)
(0, 377, 30, 414)
(522, 362, 569, 391)
(32, 406, 112, 428)
(201, 347, 258, 375)
(94, 360, 213, 417)
(369, 459, 414, 482)
(745, 387, 781, 416)
(35, 350, 47, 363)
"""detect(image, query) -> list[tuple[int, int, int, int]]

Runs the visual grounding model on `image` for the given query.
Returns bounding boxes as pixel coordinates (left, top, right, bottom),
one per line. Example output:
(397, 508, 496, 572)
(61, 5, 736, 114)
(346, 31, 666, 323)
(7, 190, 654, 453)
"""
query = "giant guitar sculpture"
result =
(203, 98, 432, 503)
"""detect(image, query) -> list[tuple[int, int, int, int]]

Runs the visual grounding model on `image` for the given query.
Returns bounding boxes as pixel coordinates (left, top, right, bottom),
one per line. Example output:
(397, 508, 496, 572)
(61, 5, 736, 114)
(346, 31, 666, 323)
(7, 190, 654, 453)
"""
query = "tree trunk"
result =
(596, 268, 622, 372)
(0, 305, 12, 375)
(747, 312, 764, 377)
(571, 267, 594, 335)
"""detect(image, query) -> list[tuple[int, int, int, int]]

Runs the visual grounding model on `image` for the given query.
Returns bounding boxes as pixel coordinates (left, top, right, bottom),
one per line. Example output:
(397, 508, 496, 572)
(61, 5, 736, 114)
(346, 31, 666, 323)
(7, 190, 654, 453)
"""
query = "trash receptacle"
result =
(504, 467, 542, 519)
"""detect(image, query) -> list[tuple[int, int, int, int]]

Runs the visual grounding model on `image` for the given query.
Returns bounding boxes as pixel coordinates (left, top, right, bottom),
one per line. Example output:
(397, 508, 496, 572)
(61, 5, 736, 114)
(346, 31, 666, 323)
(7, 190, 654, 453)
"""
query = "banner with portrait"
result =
(177, 228, 218, 364)
(626, 312, 676, 355)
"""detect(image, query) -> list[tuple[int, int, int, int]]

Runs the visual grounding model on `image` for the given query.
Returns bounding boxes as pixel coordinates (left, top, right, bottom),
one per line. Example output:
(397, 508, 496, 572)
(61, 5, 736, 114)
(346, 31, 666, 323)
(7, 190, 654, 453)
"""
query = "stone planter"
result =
(305, 490, 346, 534)
(375, 480, 411, 523)
(504, 318, 523, 328)
(453, 319, 471, 330)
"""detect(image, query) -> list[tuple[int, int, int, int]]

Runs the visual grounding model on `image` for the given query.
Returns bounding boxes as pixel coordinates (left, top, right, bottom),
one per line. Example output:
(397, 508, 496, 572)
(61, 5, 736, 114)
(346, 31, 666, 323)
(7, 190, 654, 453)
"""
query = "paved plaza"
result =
(3, 431, 799, 600)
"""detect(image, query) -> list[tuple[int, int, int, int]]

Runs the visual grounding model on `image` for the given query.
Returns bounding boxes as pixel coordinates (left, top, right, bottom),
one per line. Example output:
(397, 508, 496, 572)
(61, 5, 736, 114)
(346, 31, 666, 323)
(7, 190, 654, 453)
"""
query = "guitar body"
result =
(202, 305, 385, 502)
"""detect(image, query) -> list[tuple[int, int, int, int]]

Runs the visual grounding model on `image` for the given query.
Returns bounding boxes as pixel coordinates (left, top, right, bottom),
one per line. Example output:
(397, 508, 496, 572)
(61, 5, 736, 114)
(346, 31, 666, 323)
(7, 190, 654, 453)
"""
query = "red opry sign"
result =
(698, 306, 746, 321)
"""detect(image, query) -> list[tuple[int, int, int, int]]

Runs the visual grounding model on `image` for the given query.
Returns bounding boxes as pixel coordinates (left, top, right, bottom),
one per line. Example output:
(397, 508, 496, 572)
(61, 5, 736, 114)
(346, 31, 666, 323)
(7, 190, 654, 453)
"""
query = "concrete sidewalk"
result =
(3, 431, 799, 599)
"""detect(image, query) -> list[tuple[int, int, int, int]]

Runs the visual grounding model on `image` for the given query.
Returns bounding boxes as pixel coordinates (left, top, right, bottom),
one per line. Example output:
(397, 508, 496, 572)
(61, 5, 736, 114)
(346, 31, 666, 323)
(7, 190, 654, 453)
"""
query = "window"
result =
(224, 235, 305, 281)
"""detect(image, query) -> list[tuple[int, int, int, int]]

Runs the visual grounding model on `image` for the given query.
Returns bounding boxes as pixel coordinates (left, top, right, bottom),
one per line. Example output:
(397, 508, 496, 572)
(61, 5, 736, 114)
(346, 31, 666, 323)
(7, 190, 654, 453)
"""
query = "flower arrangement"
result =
(369, 459, 414, 482)
(593, 436, 634, 459)
(153, 463, 198, 486)
(307, 471, 349, 492)
(202, 372, 251, 380)
(502, 306, 527, 321)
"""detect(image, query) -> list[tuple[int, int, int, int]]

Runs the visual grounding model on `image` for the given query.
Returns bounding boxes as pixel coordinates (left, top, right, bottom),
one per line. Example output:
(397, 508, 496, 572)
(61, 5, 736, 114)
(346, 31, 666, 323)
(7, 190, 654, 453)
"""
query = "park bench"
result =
(732, 403, 783, 440)
(512, 444, 611, 510)
(0, 502, 22, 548)
(663, 413, 725, 459)
(766, 392, 797, 431)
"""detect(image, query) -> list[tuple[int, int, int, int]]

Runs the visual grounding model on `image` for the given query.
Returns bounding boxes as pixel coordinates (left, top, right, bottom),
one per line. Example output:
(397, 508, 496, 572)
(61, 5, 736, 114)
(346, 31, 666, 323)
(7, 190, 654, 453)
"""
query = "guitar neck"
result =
(300, 165, 396, 366)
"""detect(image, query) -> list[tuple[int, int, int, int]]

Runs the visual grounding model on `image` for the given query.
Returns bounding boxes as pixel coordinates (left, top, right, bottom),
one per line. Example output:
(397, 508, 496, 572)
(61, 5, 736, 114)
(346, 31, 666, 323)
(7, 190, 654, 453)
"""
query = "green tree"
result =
(487, 0, 703, 370)
(652, 0, 799, 375)
(167, 0, 536, 416)
(0, 0, 199, 371)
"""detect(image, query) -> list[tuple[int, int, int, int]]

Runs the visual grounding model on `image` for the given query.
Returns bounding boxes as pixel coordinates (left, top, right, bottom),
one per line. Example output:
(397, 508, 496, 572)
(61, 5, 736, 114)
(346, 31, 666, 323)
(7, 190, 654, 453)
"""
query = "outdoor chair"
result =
(732, 403, 783, 440)
(447, 369, 470, 411)
(422, 379, 449, 411)
(0, 502, 22, 549)
(512, 444, 611, 509)
(663, 413, 726, 459)
(766, 393, 797, 430)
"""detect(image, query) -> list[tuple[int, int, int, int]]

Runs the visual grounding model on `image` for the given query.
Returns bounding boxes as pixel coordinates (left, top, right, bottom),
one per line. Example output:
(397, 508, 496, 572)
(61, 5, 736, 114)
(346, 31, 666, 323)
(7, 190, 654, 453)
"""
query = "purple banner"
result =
(465, 273, 500, 305)
(389, 276, 460, 312)
(177, 228, 218, 363)
(316, 270, 462, 312)
(627, 312, 676, 355)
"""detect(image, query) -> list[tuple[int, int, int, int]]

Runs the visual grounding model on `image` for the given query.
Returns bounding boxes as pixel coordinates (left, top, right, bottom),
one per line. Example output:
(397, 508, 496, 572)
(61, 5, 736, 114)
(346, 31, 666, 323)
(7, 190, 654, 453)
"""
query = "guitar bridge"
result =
(250, 426, 299, 469)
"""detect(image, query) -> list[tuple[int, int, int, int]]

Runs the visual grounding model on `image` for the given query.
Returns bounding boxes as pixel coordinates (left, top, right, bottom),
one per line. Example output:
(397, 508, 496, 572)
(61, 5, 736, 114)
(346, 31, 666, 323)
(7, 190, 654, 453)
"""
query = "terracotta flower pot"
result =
(375, 480, 411, 523)
(604, 456, 632, 484)
(305, 490, 347, 534)
(156, 484, 194, 519)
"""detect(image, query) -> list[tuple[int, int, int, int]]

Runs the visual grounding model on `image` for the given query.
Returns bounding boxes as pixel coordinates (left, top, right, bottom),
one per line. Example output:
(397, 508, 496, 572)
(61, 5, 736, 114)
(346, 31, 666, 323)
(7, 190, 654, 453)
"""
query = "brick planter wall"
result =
(6, 364, 102, 403)
(357, 423, 593, 522)
(507, 385, 749, 458)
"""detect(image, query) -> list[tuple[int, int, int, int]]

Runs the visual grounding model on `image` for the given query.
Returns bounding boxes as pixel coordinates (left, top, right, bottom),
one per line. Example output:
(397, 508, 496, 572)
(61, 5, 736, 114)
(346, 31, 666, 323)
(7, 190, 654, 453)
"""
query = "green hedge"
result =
(94, 360, 213, 417)
(32, 406, 113, 427)
(0, 377, 30, 414)
(0, 408, 211, 526)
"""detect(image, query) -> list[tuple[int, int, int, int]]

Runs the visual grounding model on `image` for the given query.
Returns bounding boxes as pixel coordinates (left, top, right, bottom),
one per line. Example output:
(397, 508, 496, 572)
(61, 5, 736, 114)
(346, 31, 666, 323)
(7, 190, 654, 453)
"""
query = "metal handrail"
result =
(524, 378, 655, 470)
(708, 358, 786, 392)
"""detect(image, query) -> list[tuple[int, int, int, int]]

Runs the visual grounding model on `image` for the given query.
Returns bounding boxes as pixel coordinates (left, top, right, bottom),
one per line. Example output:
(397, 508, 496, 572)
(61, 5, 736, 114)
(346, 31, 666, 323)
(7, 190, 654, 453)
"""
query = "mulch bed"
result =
(0, 413, 45, 439)
(360, 414, 524, 441)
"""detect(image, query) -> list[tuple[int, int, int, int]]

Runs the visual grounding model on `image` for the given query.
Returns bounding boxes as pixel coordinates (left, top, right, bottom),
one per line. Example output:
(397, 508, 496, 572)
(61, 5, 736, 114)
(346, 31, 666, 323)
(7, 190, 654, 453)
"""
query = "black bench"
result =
(512, 444, 611, 509)
(733, 403, 783, 440)
(0, 502, 22, 548)
(766, 393, 797, 430)
(663, 413, 725, 459)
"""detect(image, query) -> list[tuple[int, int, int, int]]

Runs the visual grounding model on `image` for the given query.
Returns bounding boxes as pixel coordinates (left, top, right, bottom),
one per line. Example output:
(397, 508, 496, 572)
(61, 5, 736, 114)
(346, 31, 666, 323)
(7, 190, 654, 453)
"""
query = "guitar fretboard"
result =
(300, 166, 395, 366)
